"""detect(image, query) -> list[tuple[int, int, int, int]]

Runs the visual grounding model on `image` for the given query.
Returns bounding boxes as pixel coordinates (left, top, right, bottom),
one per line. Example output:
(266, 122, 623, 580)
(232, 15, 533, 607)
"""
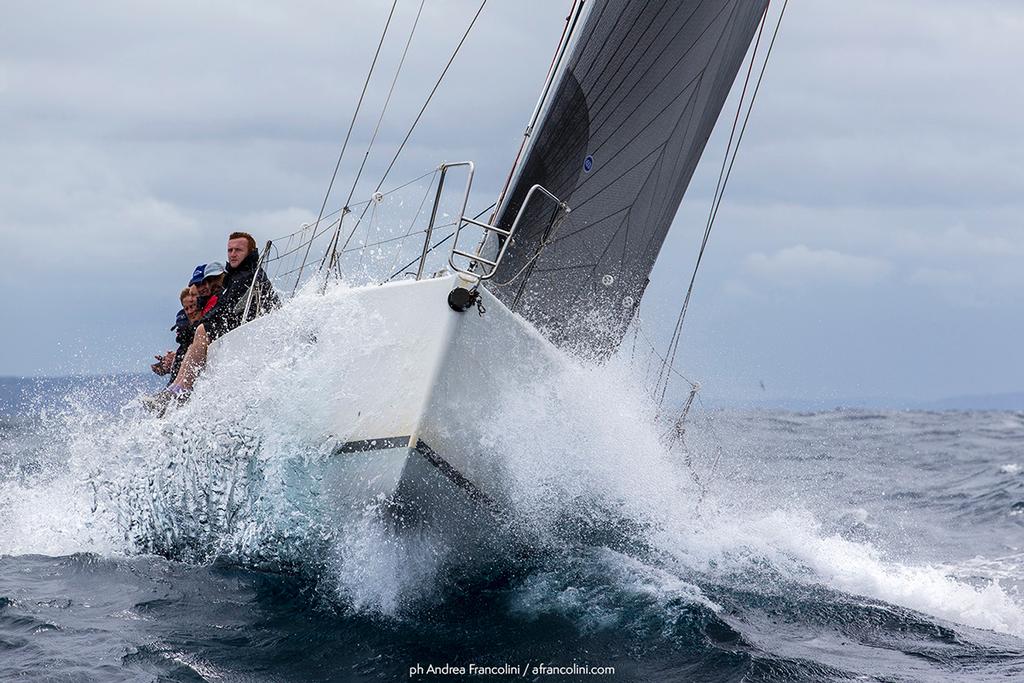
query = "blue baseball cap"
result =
(171, 309, 189, 331)
(188, 264, 206, 286)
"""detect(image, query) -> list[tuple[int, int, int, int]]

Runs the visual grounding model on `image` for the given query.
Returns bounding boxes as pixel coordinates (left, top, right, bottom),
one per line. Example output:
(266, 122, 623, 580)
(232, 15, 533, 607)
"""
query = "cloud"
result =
(890, 225, 1024, 258)
(905, 267, 987, 307)
(743, 245, 891, 288)
(0, 142, 202, 272)
(1, 0, 1022, 400)
(907, 267, 972, 288)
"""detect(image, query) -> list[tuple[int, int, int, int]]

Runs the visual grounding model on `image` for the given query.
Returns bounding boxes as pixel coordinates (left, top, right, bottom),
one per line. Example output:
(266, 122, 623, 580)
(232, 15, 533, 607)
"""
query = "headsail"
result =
(489, 0, 769, 354)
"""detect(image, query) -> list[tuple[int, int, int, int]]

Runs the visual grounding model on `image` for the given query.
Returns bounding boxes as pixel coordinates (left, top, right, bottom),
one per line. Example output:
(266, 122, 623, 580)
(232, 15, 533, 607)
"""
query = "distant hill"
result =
(695, 392, 1024, 412)
(922, 392, 1024, 411)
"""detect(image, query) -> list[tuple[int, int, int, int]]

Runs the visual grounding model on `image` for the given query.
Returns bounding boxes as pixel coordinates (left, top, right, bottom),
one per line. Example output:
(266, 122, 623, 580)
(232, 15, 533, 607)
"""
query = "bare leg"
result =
(170, 324, 210, 392)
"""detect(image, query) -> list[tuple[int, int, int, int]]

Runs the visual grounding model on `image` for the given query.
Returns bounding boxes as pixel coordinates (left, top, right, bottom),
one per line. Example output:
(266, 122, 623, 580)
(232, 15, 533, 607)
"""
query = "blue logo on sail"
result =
(583, 155, 594, 173)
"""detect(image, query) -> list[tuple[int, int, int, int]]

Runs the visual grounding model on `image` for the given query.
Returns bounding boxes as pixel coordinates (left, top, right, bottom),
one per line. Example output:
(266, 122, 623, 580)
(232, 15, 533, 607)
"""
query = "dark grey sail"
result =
(489, 0, 769, 354)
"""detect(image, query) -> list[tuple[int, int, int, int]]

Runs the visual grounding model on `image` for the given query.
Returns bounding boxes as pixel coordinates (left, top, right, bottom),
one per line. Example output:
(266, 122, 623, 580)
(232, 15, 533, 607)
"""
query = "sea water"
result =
(1, 283, 1022, 681)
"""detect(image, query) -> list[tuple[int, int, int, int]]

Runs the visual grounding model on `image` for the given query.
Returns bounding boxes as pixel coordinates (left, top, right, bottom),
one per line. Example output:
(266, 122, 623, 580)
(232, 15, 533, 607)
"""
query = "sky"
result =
(1, 0, 1022, 405)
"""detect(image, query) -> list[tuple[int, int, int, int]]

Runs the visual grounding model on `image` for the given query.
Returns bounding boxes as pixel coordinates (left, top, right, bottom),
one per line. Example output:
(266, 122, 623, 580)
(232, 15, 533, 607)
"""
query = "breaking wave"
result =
(1, 278, 1022, 651)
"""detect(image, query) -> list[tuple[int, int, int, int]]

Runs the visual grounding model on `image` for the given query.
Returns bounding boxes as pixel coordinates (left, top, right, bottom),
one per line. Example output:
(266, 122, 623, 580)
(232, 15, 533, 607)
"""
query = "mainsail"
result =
(490, 0, 769, 354)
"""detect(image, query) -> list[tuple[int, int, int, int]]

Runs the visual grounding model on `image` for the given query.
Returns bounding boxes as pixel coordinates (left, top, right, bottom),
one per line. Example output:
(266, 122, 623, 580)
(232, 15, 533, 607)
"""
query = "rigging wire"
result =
(706, 0, 789, 250)
(375, 0, 487, 196)
(332, 0, 489, 264)
(653, 4, 770, 407)
(323, 0, 426, 280)
(341, 0, 426, 213)
(689, 393, 732, 501)
(634, 324, 697, 388)
(293, 0, 400, 292)
(654, 0, 788, 409)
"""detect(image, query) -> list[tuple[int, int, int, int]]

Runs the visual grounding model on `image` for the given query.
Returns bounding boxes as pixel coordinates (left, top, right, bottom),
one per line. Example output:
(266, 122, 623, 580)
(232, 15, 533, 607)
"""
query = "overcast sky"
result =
(1, 1, 1022, 404)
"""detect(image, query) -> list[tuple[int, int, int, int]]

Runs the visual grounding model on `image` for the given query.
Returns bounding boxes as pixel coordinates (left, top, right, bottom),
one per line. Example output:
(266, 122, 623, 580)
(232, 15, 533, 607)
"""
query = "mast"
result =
(488, 0, 770, 355)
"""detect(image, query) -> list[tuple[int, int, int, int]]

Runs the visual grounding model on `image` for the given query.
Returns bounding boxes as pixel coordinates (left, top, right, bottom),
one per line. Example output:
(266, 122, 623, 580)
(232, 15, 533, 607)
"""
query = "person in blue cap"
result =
(188, 264, 211, 309)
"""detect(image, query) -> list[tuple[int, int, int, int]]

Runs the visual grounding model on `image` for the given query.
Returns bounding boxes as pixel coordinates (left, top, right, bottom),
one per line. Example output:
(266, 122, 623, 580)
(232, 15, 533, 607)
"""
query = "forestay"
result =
(490, 0, 770, 355)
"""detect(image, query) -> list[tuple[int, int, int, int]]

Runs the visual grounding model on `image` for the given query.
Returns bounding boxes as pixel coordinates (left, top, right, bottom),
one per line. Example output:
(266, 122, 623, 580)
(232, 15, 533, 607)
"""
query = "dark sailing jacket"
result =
(201, 248, 280, 339)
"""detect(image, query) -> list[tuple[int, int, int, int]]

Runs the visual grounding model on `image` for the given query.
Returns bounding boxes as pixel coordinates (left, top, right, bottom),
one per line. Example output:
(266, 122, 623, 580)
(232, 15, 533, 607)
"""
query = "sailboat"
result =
(208, 0, 772, 519)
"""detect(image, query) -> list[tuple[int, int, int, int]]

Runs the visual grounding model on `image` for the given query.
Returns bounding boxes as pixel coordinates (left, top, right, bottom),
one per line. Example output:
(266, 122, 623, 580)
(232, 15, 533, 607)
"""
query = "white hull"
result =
(210, 275, 562, 522)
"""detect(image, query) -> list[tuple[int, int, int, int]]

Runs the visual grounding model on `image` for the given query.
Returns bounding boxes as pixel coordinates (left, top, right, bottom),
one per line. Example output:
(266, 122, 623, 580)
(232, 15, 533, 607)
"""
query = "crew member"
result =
(163, 232, 278, 398)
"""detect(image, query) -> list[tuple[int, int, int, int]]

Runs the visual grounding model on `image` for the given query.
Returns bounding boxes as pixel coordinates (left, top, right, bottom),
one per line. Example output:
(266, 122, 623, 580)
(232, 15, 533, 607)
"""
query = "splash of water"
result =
(1, 278, 1022, 637)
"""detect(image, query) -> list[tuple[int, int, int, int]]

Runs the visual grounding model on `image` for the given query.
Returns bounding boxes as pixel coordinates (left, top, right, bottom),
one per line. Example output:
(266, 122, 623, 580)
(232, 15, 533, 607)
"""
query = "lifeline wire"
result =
(322, 168, 438, 273)
(386, 170, 440, 275)
(385, 202, 496, 281)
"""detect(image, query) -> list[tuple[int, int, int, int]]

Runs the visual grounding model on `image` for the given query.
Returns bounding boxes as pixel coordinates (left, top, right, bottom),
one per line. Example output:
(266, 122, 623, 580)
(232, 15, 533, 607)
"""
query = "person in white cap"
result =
(198, 261, 227, 316)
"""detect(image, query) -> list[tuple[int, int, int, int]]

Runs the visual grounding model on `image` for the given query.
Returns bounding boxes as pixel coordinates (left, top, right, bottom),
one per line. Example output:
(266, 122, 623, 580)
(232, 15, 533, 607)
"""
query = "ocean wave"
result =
(0, 278, 1021, 655)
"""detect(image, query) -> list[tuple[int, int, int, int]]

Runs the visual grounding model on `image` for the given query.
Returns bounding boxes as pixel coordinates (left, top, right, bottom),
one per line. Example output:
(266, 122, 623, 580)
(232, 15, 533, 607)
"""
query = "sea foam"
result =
(1, 277, 1022, 637)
